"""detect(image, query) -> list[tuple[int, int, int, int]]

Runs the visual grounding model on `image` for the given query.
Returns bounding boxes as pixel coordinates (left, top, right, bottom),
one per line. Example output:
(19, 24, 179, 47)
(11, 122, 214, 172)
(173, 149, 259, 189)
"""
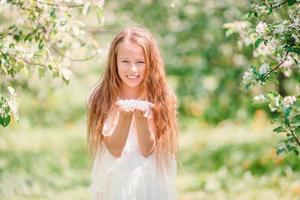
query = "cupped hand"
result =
(115, 101, 135, 118)
(134, 106, 153, 119)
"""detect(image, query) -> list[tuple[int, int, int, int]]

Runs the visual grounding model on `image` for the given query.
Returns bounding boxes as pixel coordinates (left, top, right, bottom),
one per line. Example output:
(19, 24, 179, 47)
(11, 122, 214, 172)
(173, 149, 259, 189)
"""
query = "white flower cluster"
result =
(0, 87, 19, 120)
(256, 21, 268, 35)
(259, 63, 269, 75)
(254, 38, 278, 57)
(242, 71, 254, 84)
(116, 99, 154, 119)
(283, 96, 296, 108)
(253, 94, 266, 102)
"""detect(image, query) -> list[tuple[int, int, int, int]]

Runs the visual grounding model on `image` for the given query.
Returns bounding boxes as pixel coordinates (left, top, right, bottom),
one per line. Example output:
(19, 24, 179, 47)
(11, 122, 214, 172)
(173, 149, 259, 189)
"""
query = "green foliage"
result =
(0, 96, 11, 127)
(0, 124, 90, 199)
(226, 0, 300, 156)
(0, 0, 104, 127)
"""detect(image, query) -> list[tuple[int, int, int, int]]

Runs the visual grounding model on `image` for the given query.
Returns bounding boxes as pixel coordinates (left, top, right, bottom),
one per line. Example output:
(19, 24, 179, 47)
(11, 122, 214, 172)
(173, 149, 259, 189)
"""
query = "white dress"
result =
(88, 109, 178, 200)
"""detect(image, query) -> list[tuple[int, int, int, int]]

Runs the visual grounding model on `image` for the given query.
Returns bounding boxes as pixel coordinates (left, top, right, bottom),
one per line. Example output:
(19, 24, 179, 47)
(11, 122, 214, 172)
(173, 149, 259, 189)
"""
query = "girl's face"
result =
(117, 40, 146, 89)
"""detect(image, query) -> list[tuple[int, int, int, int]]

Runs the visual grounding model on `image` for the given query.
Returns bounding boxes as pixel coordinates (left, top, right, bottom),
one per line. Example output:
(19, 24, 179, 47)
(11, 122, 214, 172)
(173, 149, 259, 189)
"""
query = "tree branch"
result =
(287, 121, 300, 147)
(51, 45, 100, 61)
(262, 51, 289, 79)
(269, 1, 288, 9)
(37, 1, 84, 8)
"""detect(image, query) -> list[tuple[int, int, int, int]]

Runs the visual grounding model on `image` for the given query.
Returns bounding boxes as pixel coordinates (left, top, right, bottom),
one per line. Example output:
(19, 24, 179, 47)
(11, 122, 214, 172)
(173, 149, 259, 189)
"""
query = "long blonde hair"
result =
(87, 26, 178, 173)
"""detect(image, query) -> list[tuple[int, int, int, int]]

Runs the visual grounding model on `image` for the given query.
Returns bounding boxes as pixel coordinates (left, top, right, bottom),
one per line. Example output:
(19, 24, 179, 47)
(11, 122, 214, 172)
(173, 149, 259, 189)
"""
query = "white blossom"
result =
(274, 0, 283, 4)
(281, 56, 294, 68)
(7, 86, 19, 121)
(254, 43, 272, 57)
(93, 0, 105, 7)
(292, 34, 299, 43)
(267, 39, 278, 51)
(242, 71, 253, 84)
(274, 24, 285, 34)
(223, 21, 249, 32)
(73, 0, 83, 4)
(0, 108, 4, 116)
(259, 63, 269, 75)
(256, 21, 268, 35)
(283, 69, 292, 77)
(293, 16, 300, 28)
(253, 94, 266, 102)
(116, 99, 154, 119)
(283, 96, 296, 107)
(7, 86, 15, 96)
(82, 2, 91, 15)
(60, 67, 73, 82)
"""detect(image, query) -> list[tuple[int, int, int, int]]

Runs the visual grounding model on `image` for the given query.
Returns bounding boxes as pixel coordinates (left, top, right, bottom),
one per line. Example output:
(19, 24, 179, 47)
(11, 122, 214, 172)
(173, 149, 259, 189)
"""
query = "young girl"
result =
(87, 26, 178, 200)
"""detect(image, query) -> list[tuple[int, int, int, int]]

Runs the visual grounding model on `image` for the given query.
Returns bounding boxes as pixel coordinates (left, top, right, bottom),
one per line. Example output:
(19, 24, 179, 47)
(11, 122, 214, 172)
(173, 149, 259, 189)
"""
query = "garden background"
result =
(1, 0, 300, 199)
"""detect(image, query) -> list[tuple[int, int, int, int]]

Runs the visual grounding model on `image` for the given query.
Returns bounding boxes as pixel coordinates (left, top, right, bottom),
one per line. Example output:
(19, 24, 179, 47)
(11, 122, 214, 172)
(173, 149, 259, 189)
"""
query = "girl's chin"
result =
(122, 79, 143, 88)
(125, 83, 142, 88)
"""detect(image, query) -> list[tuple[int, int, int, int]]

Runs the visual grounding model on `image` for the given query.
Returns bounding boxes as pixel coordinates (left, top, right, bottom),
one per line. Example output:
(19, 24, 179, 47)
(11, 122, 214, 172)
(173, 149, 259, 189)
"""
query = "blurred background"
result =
(1, 0, 300, 199)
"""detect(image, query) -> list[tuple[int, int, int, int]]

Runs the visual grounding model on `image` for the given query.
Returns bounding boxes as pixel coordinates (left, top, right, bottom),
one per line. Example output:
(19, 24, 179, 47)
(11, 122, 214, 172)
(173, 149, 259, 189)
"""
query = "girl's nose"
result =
(130, 64, 138, 72)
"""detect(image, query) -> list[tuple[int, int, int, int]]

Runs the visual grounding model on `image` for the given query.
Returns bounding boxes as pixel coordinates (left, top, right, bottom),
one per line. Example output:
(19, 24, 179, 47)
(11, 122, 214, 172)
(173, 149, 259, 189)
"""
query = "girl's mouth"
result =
(126, 75, 140, 79)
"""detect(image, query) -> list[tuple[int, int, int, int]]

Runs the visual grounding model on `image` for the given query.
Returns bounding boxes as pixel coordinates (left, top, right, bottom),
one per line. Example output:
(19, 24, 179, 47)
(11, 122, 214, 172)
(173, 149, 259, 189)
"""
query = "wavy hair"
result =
(87, 26, 178, 173)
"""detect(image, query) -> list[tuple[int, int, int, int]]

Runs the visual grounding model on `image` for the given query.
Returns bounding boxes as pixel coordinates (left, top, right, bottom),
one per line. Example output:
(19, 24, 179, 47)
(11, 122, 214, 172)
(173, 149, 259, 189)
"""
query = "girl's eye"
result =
(137, 61, 145, 64)
(122, 60, 129, 63)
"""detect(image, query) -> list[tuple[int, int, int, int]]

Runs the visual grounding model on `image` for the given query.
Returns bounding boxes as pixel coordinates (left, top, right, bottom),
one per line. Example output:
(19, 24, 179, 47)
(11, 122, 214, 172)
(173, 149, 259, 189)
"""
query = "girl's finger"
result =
(144, 109, 150, 118)
(129, 107, 135, 112)
(148, 103, 154, 108)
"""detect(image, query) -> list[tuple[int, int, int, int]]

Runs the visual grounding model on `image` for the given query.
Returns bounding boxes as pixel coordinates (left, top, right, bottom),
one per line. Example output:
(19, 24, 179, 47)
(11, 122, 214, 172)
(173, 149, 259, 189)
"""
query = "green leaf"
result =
(295, 127, 300, 135)
(95, 6, 104, 25)
(276, 146, 286, 155)
(273, 126, 286, 133)
(284, 46, 300, 55)
(50, 8, 56, 18)
(225, 29, 234, 37)
(2, 115, 10, 127)
(13, 34, 21, 42)
(24, 34, 32, 42)
(292, 114, 300, 122)
(267, 8, 272, 14)
(293, 149, 299, 155)
(287, 0, 296, 6)
(82, 2, 91, 15)
(283, 107, 292, 118)
(38, 40, 44, 50)
(38, 67, 45, 78)
(254, 38, 264, 48)
(8, 25, 17, 31)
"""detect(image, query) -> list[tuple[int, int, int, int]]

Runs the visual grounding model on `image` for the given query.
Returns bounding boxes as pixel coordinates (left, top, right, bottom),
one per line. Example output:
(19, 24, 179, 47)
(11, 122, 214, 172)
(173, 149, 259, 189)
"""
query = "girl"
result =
(87, 26, 178, 200)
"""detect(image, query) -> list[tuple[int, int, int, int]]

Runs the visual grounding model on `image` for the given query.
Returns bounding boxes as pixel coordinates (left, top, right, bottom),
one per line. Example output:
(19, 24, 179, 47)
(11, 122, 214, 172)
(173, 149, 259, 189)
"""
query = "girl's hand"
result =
(115, 101, 135, 118)
(134, 106, 153, 120)
(116, 99, 154, 119)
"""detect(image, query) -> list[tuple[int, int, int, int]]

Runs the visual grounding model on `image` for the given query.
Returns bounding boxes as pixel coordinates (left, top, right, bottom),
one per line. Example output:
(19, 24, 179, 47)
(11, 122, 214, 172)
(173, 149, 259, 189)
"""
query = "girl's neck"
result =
(119, 85, 145, 100)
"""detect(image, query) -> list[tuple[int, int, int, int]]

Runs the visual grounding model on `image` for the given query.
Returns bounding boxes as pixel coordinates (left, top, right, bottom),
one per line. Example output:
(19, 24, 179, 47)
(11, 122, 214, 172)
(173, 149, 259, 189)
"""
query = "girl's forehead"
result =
(117, 40, 145, 59)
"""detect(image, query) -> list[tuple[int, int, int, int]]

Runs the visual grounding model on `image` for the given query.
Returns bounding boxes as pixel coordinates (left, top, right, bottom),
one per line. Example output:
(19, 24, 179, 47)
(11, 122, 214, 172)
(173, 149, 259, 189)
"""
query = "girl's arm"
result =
(103, 111, 133, 158)
(134, 111, 156, 157)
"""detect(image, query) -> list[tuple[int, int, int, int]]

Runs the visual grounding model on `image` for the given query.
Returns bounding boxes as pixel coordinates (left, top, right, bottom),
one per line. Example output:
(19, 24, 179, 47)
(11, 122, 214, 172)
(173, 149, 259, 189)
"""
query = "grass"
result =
(177, 118, 300, 200)
(0, 117, 300, 200)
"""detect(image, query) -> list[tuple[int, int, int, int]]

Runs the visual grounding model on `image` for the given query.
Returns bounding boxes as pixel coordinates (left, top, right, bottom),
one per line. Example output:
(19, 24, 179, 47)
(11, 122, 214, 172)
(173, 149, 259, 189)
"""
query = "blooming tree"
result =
(224, 0, 300, 155)
(0, 0, 104, 127)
